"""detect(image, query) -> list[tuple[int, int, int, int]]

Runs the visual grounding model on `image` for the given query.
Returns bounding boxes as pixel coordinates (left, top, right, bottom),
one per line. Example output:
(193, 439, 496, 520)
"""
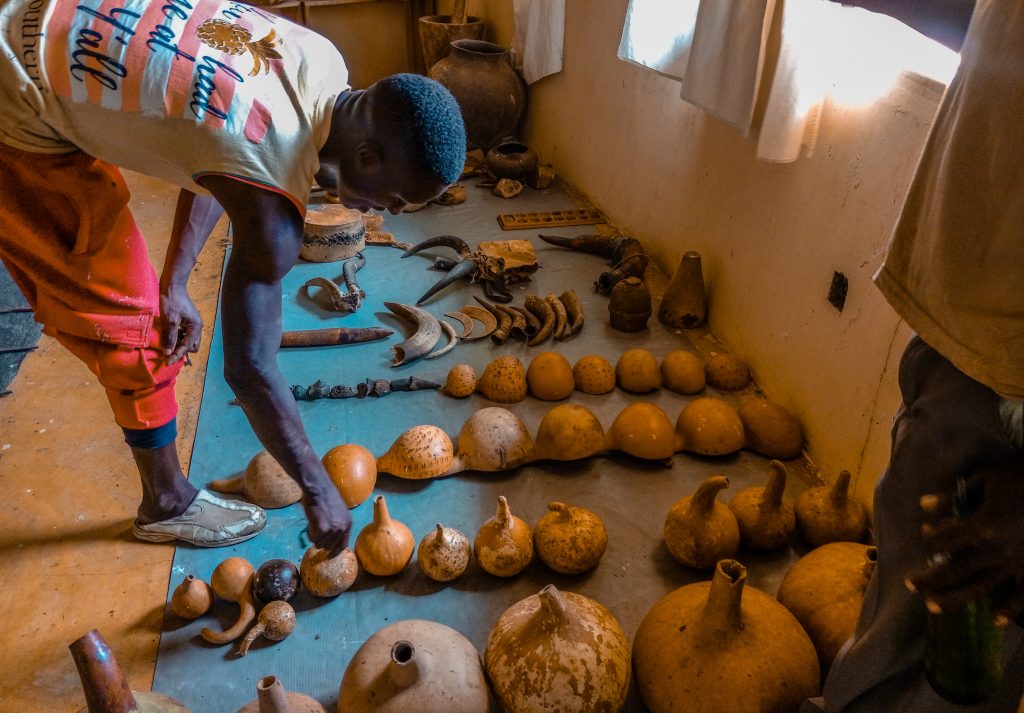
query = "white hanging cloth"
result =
(512, 0, 566, 85)
(617, 0, 700, 80)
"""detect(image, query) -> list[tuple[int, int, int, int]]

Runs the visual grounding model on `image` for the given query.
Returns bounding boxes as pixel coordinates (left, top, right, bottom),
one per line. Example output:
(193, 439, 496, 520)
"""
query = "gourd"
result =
(322, 443, 377, 508)
(446, 407, 534, 475)
(417, 524, 472, 582)
(235, 675, 327, 713)
(299, 545, 358, 597)
(533, 502, 608, 575)
(664, 475, 740, 570)
(661, 350, 706, 394)
(476, 355, 527, 403)
(794, 470, 869, 547)
(338, 619, 489, 713)
(615, 348, 662, 393)
(208, 451, 302, 509)
(526, 351, 575, 401)
(675, 397, 745, 456)
(485, 585, 631, 713)
(252, 558, 300, 604)
(727, 460, 796, 551)
(170, 574, 213, 620)
(376, 425, 455, 480)
(604, 403, 681, 460)
(236, 600, 296, 657)
(777, 542, 878, 676)
(474, 495, 533, 577)
(531, 403, 605, 462)
(442, 363, 477, 398)
(633, 559, 820, 713)
(201, 557, 257, 645)
(704, 351, 751, 390)
(737, 396, 804, 459)
(355, 495, 415, 576)
(572, 354, 616, 394)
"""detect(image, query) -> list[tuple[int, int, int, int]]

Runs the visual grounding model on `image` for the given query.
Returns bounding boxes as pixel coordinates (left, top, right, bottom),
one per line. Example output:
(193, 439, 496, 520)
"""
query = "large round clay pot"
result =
(428, 39, 526, 151)
(338, 619, 488, 713)
(418, 15, 485, 72)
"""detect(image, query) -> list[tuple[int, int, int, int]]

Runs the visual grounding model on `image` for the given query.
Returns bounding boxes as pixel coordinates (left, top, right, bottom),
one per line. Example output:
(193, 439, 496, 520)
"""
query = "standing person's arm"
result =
(160, 190, 226, 365)
(829, 0, 975, 50)
(199, 175, 351, 553)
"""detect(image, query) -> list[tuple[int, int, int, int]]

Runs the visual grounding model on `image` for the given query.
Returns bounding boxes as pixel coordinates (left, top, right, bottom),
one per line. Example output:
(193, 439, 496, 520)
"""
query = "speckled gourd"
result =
(485, 585, 631, 713)
(531, 403, 606, 462)
(445, 407, 534, 475)
(299, 545, 358, 597)
(633, 559, 820, 713)
(794, 470, 869, 546)
(474, 495, 533, 576)
(727, 460, 796, 551)
(338, 619, 489, 713)
(376, 425, 455, 480)
(533, 502, 608, 575)
(417, 523, 472, 582)
(476, 355, 527, 403)
(777, 542, 878, 675)
(664, 475, 740, 569)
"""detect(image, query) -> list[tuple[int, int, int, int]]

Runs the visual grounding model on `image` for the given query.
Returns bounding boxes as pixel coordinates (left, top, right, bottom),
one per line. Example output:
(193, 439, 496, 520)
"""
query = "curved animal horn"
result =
(384, 302, 442, 366)
(444, 311, 475, 339)
(538, 233, 622, 259)
(401, 235, 472, 259)
(416, 258, 477, 305)
(424, 319, 458, 360)
(596, 253, 649, 294)
(459, 305, 498, 340)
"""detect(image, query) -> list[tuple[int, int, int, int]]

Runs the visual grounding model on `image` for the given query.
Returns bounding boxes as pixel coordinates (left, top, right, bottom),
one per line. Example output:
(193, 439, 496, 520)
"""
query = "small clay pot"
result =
(485, 141, 539, 183)
(608, 277, 651, 332)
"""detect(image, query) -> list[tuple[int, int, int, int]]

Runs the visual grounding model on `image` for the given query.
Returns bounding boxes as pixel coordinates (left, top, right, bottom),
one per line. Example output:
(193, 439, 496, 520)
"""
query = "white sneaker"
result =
(132, 490, 266, 547)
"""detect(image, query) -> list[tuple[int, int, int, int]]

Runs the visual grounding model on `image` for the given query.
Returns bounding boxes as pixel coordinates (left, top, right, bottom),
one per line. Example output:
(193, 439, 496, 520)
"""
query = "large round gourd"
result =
(664, 475, 740, 570)
(446, 407, 534, 475)
(737, 396, 804, 459)
(531, 403, 605, 462)
(477, 355, 527, 403)
(675, 397, 744, 456)
(526, 351, 575, 401)
(322, 443, 377, 508)
(777, 542, 877, 675)
(376, 425, 455, 480)
(533, 502, 608, 575)
(633, 559, 820, 713)
(485, 585, 631, 713)
(604, 402, 681, 460)
(339, 619, 489, 713)
(208, 450, 302, 509)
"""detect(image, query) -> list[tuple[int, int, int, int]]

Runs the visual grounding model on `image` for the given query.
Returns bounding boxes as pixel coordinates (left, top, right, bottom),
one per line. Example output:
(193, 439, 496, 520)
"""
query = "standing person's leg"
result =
(0, 143, 264, 546)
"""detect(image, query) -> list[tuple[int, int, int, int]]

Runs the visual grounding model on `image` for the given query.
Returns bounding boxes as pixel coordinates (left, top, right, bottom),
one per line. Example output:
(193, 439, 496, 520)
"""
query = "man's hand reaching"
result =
(303, 483, 352, 556)
(160, 286, 203, 365)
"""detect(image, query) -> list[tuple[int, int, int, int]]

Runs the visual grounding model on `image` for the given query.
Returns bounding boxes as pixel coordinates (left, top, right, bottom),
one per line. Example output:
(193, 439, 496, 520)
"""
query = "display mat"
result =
(154, 180, 807, 712)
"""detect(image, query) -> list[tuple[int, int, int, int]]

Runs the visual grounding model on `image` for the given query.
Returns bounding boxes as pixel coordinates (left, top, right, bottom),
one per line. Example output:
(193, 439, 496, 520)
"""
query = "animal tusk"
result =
(415, 258, 477, 305)
(518, 302, 541, 336)
(302, 277, 350, 311)
(384, 302, 442, 366)
(459, 305, 498, 340)
(401, 234, 472, 259)
(497, 304, 528, 340)
(424, 319, 458, 359)
(559, 289, 585, 335)
(546, 294, 569, 339)
(524, 295, 555, 346)
(473, 296, 513, 345)
(444, 311, 475, 339)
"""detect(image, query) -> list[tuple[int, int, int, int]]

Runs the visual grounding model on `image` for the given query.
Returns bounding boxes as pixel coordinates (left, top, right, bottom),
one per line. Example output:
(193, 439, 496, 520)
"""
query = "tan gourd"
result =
(201, 557, 257, 645)
(531, 403, 605, 462)
(675, 397, 745, 456)
(738, 396, 804, 459)
(727, 460, 796, 551)
(474, 495, 533, 577)
(777, 542, 878, 676)
(445, 407, 534, 475)
(704, 351, 751, 390)
(338, 619, 489, 713)
(299, 546, 358, 597)
(485, 585, 631, 713)
(794, 470, 869, 547)
(572, 354, 616, 394)
(170, 574, 213, 620)
(533, 502, 608, 575)
(355, 496, 415, 576)
(660, 350, 706, 394)
(376, 425, 454, 480)
(664, 475, 740, 570)
(633, 560, 820, 713)
(236, 675, 327, 713)
(322, 444, 377, 508)
(526, 351, 575, 401)
(417, 523, 472, 582)
(476, 355, 527, 403)
(442, 363, 477, 398)
(604, 402, 682, 460)
(208, 451, 302, 509)
(236, 600, 296, 657)
(615, 348, 662, 393)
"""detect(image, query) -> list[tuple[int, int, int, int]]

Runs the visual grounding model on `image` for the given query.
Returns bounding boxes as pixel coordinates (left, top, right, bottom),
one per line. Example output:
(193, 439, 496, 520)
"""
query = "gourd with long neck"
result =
(355, 495, 415, 576)
(664, 475, 740, 569)
(728, 460, 796, 550)
(794, 469, 869, 546)
(235, 675, 327, 713)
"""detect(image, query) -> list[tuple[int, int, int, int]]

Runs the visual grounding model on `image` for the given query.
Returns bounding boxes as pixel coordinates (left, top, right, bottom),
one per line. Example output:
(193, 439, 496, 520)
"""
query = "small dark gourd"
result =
(252, 558, 300, 604)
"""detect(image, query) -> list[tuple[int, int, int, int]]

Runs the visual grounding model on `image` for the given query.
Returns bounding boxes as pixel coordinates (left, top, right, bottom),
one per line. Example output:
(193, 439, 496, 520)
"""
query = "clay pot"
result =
(633, 560, 820, 713)
(236, 675, 326, 713)
(71, 629, 192, 713)
(338, 619, 489, 713)
(485, 141, 539, 183)
(608, 276, 652, 332)
(664, 475, 740, 570)
(428, 39, 526, 151)
(658, 251, 706, 328)
(417, 15, 485, 72)
(485, 585, 631, 713)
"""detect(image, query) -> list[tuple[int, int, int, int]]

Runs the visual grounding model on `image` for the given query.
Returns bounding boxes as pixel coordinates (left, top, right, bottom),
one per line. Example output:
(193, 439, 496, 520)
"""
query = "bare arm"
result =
(159, 190, 225, 364)
(198, 175, 351, 553)
(829, 0, 975, 50)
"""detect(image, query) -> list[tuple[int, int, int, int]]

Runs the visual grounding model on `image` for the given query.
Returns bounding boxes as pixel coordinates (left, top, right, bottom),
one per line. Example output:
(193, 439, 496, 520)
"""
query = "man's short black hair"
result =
(371, 73, 466, 185)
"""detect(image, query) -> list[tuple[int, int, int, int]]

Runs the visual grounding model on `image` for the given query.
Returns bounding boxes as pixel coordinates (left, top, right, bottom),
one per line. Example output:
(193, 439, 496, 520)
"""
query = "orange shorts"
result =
(0, 142, 181, 429)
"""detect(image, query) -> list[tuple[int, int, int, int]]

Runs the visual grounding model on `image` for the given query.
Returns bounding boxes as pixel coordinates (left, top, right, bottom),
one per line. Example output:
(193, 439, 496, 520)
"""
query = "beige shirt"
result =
(874, 0, 1024, 398)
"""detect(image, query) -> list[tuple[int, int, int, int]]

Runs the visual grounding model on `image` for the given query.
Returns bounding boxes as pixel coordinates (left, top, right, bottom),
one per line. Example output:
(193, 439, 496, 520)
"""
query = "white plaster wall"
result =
(477, 0, 948, 506)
